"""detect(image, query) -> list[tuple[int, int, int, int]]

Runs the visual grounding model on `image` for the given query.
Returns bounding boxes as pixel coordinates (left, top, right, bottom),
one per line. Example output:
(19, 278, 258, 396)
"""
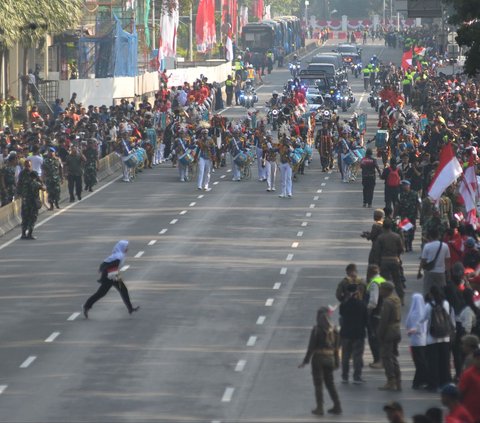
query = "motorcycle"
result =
(289, 61, 301, 78)
(369, 91, 380, 112)
(240, 88, 258, 109)
(353, 62, 362, 78)
(267, 105, 280, 130)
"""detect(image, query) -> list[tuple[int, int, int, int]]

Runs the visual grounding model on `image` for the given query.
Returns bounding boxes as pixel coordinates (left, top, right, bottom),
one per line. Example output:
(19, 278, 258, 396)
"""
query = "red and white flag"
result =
(414, 46, 426, 56)
(157, 0, 179, 63)
(399, 218, 414, 231)
(401, 49, 413, 71)
(428, 143, 463, 201)
(196, 0, 216, 52)
(459, 156, 478, 212)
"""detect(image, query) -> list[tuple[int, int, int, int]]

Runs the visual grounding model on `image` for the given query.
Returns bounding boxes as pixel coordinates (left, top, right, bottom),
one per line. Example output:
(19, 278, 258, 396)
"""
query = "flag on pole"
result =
(196, 0, 216, 52)
(401, 49, 413, 70)
(239, 5, 249, 29)
(459, 156, 478, 212)
(225, 36, 233, 61)
(428, 143, 463, 201)
(414, 46, 426, 56)
(157, 0, 179, 63)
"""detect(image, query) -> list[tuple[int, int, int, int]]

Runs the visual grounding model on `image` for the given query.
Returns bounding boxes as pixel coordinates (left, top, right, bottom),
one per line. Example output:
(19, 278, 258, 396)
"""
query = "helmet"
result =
(237, 55, 242, 60)
(293, 54, 298, 60)
(272, 90, 278, 96)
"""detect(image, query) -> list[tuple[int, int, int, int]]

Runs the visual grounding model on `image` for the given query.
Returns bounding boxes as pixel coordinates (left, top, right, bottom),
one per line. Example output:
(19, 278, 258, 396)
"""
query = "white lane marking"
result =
(325, 176, 329, 180)
(67, 312, 80, 321)
(198, 194, 205, 199)
(317, 189, 323, 193)
(213, 181, 219, 185)
(219, 106, 232, 115)
(20, 356, 37, 369)
(220, 175, 226, 179)
(321, 182, 326, 186)
(313, 196, 319, 200)
(45, 332, 60, 343)
(247, 336, 257, 347)
(0, 385, 7, 395)
(265, 298, 274, 306)
(256, 316, 266, 325)
(227, 170, 232, 173)
(273, 282, 281, 290)
(292, 242, 299, 248)
(297, 231, 304, 237)
(148, 240, 157, 246)
(170, 219, 178, 225)
(134, 251, 144, 258)
(286, 254, 294, 261)
(179, 210, 187, 215)
(0, 175, 122, 252)
(309, 204, 315, 209)
(159, 229, 168, 235)
(235, 360, 247, 372)
(120, 265, 130, 272)
(221, 387, 235, 402)
(306, 212, 312, 217)
(357, 92, 366, 108)
(301, 222, 308, 227)
(189, 202, 196, 207)
(280, 267, 287, 275)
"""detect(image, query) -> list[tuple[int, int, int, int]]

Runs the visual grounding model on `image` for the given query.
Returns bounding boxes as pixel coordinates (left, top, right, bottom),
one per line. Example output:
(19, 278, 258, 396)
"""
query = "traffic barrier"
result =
(0, 153, 122, 238)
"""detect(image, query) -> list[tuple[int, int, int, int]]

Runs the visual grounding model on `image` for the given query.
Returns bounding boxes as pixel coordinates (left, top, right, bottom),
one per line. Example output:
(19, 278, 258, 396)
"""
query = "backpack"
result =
(386, 168, 400, 187)
(429, 302, 454, 338)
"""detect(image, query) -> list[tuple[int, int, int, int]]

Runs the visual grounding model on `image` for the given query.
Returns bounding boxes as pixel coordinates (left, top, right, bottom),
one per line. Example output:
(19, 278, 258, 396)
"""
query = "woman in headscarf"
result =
(299, 307, 342, 416)
(82, 240, 139, 318)
(406, 293, 428, 389)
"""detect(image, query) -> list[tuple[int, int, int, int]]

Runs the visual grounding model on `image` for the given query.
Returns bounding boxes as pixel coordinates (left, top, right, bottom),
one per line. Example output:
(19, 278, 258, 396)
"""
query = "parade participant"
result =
(299, 307, 342, 416)
(196, 127, 216, 191)
(264, 135, 277, 192)
(339, 284, 368, 384)
(84, 139, 99, 193)
(395, 180, 418, 252)
(365, 265, 386, 369)
(278, 138, 293, 198)
(315, 121, 333, 172)
(384, 402, 407, 423)
(42, 147, 63, 210)
(144, 120, 158, 166)
(381, 158, 403, 210)
(377, 281, 402, 392)
(254, 131, 266, 182)
(19, 169, 45, 240)
(458, 349, 480, 422)
(174, 128, 191, 182)
(360, 148, 381, 208)
(82, 240, 139, 318)
(335, 263, 365, 303)
(229, 128, 244, 182)
(420, 227, 451, 295)
(65, 146, 85, 202)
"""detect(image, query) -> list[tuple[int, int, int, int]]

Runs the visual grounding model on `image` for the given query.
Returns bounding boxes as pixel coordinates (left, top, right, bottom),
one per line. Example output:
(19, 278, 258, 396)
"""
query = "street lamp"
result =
(305, 0, 309, 36)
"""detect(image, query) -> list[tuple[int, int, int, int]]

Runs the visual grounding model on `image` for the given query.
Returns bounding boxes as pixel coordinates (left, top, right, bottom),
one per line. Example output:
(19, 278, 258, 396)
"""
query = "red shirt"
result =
(459, 366, 480, 422)
(446, 404, 475, 423)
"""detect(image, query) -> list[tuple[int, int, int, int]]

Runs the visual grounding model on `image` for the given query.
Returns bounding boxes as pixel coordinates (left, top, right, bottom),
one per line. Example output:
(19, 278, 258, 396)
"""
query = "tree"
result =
(447, 0, 480, 76)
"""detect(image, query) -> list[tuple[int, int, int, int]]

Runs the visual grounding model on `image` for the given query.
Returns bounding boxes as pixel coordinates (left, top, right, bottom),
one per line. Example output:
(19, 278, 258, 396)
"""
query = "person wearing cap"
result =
(335, 263, 366, 303)
(195, 128, 216, 191)
(383, 401, 407, 423)
(42, 147, 63, 210)
(299, 307, 342, 416)
(395, 179, 419, 252)
(459, 348, 480, 422)
(359, 147, 381, 207)
(65, 146, 86, 202)
(377, 280, 402, 391)
(339, 283, 368, 384)
(441, 383, 474, 423)
(19, 168, 45, 240)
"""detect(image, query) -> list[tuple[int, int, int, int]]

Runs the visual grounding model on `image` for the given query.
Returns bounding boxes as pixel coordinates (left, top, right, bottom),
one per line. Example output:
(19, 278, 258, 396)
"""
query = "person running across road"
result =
(299, 307, 342, 416)
(83, 240, 139, 318)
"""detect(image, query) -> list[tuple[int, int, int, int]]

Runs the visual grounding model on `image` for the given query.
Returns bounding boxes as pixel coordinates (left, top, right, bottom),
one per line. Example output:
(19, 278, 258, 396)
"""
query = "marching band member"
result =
(316, 120, 333, 172)
(196, 127, 216, 191)
(255, 130, 267, 182)
(229, 128, 244, 182)
(278, 137, 293, 198)
(264, 134, 277, 192)
(174, 127, 191, 182)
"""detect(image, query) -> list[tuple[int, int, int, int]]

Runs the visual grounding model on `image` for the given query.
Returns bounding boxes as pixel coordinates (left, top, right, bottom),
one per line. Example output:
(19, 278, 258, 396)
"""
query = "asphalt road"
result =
(0, 40, 443, 422)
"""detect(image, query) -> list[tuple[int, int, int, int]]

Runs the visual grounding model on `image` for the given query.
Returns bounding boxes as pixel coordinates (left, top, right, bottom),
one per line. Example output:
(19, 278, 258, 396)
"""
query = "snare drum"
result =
(343, 151, 358, 166)
(179, 150, 194, 166)
(290, 152, 302, 165)
(124, 154, 138, 168)
(234, 152, 248, 166)
(375, 130, 389, 149)
(354, 147, 366, 159)
(246, 149, 255, 160)
(304, 145, 313, 159)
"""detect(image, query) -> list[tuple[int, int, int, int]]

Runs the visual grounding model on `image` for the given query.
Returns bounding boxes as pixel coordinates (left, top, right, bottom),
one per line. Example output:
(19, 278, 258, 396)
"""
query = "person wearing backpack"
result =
(421, 285, 454, 391)
(420, 227, 451, 296)
(381, 158, 403, 210)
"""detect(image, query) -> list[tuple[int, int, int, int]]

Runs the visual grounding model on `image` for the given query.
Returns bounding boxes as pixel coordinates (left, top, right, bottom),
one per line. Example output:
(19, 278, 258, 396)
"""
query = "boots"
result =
(21, 228, 28, 239)
(26, 229, 36, 240)
(396, 379, 402, 392)
(55, 200, 60, 209)
(328, 405, 342, 415)
(48, 202, 54, 211)
(378, 379, 397, 391)
(312, 386, 323, 416)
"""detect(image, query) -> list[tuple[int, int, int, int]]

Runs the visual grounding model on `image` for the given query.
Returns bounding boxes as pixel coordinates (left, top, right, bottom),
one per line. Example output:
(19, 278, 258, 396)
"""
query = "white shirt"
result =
(29, 154, 44, 177)
(421, 240, 450, 273)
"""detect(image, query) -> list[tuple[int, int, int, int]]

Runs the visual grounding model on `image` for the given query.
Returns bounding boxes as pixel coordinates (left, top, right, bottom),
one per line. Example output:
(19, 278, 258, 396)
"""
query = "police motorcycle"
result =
(336, 80, 355, 112)
(368, 79, 382, 112)
(352, 61, 362, 78)
(239, 79, 258, 109)
(289, 55, 302, 78)
(266, 91, 282, 130)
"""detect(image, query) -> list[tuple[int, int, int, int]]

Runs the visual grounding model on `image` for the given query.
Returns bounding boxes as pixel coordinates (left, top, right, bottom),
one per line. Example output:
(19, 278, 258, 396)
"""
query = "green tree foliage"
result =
(448, 0, 480, 75)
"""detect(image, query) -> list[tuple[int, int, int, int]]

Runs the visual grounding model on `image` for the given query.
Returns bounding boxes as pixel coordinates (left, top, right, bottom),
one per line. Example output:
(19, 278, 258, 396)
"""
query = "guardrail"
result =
(0, 153, 122, 238)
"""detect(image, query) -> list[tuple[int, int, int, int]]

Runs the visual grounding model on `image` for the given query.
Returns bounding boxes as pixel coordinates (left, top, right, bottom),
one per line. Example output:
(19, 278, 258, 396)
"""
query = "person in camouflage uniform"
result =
(395, 180, 419, 252)
(1, 153, 17, 206)
(421, 208, 446, 247)
(20, 169, 44, 240)
(84, 139, 99, 192)
(42, 147, 63, 210)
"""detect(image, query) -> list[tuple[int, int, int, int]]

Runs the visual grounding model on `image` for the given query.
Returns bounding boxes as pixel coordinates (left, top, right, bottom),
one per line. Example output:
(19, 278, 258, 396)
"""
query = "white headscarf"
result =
(406, 293, 426, 330)
(104, 240, 129, 267)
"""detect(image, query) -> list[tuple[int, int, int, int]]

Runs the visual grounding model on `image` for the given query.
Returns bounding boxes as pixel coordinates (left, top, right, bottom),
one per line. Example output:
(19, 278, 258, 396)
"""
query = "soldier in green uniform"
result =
(42, 147, 63, 210)
(83, 139, 99, 192)
(20, 170, 45, 240)
(395, 180, 419, 252)
(1, 153, 17, 206)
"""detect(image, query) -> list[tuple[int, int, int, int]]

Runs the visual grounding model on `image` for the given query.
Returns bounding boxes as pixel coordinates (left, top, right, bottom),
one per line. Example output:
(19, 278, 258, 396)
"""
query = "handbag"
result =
(422, 241, 443, 271)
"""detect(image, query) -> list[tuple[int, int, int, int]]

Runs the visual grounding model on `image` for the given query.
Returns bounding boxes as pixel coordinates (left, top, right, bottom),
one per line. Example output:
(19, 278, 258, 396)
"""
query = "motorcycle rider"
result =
(267, 91, 282, 108)
(289, 54, 301, 78)
(362, 65, 371, 91)
(233, 55, 244, 81)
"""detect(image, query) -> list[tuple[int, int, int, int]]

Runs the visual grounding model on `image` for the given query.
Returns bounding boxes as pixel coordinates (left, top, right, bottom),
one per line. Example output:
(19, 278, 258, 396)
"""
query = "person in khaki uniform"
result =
(374, 219, 405, 304)
(377, 281, 402, 392)
(335, 263, 366, 303)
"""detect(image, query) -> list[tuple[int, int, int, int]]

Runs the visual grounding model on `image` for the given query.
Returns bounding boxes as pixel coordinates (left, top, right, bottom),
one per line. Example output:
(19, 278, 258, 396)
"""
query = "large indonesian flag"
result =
(196, 0, 216, 52)
(459, 156, 478, 212)
(401, 49, 413, 70)
(157, 0, 179, 62)
(428, 143, 463, 201)
(414, 46, 426, 56)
